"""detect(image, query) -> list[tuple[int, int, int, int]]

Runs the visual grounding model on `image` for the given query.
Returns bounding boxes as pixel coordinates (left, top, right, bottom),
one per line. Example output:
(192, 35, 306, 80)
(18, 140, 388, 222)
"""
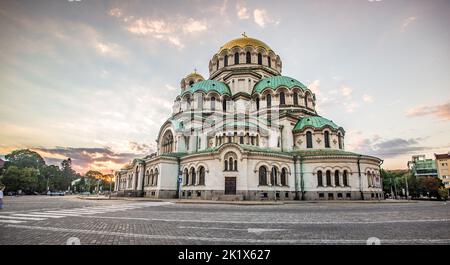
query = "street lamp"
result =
(109, 170, 113, 199)
(404, 174, 410, 200)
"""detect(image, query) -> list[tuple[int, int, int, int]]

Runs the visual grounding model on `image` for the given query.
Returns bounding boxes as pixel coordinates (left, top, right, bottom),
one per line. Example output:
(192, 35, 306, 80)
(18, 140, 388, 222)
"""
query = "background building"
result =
(407, 155, 438, 178)
(435, 153, 450, 189)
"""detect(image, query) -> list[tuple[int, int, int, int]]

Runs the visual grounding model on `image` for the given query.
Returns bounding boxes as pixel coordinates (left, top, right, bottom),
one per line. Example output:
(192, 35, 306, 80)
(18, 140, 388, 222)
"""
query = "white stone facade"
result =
(114, 36, 383, 200)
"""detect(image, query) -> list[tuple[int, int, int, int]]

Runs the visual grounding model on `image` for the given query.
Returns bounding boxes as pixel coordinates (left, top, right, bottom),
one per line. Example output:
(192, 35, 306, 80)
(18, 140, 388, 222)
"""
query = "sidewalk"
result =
(77, 196, 418, 205)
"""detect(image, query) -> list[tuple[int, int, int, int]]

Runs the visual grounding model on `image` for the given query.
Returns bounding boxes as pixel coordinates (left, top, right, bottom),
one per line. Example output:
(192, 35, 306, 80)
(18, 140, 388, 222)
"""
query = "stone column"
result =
(114, 174, 119, 191)
(137, 164, 144, 191)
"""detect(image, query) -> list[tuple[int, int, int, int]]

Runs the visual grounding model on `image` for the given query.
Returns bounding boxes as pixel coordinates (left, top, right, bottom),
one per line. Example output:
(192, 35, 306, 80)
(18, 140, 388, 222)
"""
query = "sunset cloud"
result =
(406, 101, 450, 120)
(31, 147, 148, 174)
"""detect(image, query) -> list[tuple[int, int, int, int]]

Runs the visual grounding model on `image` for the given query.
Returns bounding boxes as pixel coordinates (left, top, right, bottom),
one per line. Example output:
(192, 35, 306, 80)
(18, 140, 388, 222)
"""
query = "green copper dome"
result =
(293, 116, 343, 132)
(182, 80, 231, 96)
(252, 76, 309, 94)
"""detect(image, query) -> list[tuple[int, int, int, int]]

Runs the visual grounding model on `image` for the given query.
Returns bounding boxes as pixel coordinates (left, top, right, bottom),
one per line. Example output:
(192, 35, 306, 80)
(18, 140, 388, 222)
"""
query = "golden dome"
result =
(185, 72, 204, 80)
(218, 35, 272, 53)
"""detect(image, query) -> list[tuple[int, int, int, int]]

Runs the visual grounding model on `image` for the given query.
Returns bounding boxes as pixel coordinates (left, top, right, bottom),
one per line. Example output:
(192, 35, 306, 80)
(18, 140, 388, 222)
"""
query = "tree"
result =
(0, 166, 39, 193)
(4, 149, 45, 169)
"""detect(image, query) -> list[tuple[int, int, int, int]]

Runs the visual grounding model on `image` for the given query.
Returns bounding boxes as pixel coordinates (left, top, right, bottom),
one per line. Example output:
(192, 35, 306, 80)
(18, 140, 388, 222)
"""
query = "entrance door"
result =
(224, 177, 236, 195)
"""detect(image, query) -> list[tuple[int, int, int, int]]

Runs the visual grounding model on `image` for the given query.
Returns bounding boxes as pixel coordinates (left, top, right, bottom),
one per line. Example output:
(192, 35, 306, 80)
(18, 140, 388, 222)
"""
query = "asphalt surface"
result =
(0, 195, 449, 245)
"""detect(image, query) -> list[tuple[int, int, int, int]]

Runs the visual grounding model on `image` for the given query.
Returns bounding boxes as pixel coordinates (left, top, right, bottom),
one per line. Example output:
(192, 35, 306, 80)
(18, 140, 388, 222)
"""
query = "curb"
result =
(76, 196, 419, 205)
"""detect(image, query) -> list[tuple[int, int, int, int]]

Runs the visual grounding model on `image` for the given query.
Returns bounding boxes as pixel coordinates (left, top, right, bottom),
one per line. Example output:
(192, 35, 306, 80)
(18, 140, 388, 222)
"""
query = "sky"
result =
(0, 0, 449, 174)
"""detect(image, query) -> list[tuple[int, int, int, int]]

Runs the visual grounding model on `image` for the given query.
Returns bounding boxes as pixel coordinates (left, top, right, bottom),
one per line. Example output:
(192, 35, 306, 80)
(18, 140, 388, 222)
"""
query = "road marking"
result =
(178, 226, 288, 233)
(42, 211, 82, 216)
(0, 219, 26, 224)
(5, 224, 450, 244)
(80, 216, 450, 225)
(0, 215, 46, 221)
(11, 214, 64, 219)
(0, 201, 173, 224)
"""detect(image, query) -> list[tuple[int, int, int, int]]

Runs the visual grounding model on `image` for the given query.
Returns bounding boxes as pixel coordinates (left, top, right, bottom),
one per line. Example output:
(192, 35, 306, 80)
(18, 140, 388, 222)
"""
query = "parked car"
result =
(47, 191, 65, 196)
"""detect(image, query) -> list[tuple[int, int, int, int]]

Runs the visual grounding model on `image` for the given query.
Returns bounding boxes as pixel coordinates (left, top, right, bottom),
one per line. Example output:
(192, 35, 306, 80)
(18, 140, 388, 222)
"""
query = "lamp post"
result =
(404, 174, 410, 200)
(109, 170, 113, 199)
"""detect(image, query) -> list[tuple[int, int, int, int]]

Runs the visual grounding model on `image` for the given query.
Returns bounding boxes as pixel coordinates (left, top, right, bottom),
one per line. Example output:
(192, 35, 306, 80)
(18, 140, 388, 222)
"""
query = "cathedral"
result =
(114, 35, 383, 200)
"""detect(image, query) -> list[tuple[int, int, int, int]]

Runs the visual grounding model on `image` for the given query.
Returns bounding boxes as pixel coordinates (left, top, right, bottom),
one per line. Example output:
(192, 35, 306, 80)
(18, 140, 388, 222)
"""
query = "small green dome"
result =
(253, 76, 309, 94)
(182, 80, 231, 96)
(293, 116, 343, 132)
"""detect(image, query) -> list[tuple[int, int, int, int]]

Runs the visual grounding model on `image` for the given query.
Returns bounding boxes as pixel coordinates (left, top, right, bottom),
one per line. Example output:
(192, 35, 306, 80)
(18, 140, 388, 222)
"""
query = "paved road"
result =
(0, 195, 449, 245)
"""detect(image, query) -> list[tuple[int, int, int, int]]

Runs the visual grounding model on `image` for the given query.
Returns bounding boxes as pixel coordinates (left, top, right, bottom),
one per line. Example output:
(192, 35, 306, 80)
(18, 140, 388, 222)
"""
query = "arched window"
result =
(266, 94, 272, 108)
(149, 169, 154, 186)
(162, 130, 174, 154)
(271, 167, 278, 186)
(268, 56, 271, 67)
(184, 168, 189, 185)
(257, 53, 262, 65)
(197, 94, 203, 110)
(145, 171, 149, 186)
(304, 94, 309, 108)
(324, 131, 330, 148)
(256, 97, 260, 111)
(306, 131, 313, 148)
(234, 52, 239, 64)
(281, 168, 287, 186)
(279, 92, 285, 105)
(154, 168, 158, 186)
(293, 92, 298, 106)
(317, 170, 323, 187)
(228, 157, 233, 171)
(338, 134, 343, 149)
(224, 160, 228, 171)
(189, 80, 194, 86)
(259, 166, 267, 185)
(222, 99, 227, 112)
(334, 170, 340, 186)
(210, 97, 215, 111)
(199, 167, 205, 185)
(326, 170, 332, 186)
(190, 168, 196, 186)
(224, 55, 228, 67)
(246, 51, 251, 64)
(343, 170, 348, 186)
(367, 172, 372, 187)
(216, 59, 219, 71)
(234, 160, 237, 171)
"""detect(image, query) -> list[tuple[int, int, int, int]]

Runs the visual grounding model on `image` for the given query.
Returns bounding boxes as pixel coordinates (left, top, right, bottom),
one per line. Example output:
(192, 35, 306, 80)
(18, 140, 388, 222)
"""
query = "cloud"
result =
(237, 4, 250, 19)
(165, 84, 177, 91)
(94, 41, 127, 58)
(126, 18, 170, 35)
(346, 134, 443, 158)
(406, 101, 450, 120)
(340, 85, 353, 97)
(182, 18, 208, 33)
(402, 16, 417, 30)
(109, 8, 207, 50)
(31, 146, 152, 174)
(363, 94, 374, 103)
(108, 8, 122, 18)
(253, 9, 279, 28)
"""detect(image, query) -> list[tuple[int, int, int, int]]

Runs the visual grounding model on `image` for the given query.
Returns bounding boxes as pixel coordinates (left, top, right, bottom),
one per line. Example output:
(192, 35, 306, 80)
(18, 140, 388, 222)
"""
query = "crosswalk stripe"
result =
(29, 212, 69, 217)
(0, 219, 26, 224)
(12, 214, 64, 219)
(0, 215, 46, 221)
(43, 211, 81, 216)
